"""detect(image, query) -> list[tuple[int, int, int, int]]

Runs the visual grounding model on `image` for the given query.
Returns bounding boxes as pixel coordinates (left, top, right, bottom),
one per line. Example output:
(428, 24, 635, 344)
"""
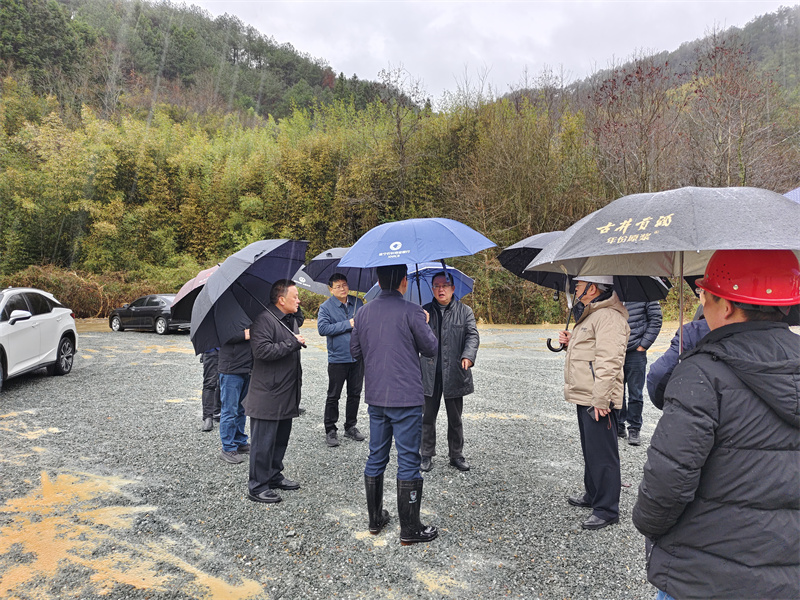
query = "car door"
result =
(0, 293, 39, 376)
(124, 296, 148, 328)
(143, 296, 162, 330)
(24, 292, 59, 364)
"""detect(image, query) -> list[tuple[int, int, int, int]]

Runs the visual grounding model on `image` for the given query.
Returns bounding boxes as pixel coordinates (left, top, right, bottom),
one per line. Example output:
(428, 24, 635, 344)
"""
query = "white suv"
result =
(0, 287, 78, 391)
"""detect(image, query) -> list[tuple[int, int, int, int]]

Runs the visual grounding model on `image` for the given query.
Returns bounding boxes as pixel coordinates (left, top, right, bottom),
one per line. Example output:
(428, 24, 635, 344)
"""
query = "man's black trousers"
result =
(576, 404, 620, 521)
(249, 417, 293, 495)
(324, 360, 364, 433)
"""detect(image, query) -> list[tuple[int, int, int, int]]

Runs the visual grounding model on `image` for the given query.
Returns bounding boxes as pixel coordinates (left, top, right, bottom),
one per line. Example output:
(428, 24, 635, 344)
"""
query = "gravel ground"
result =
(0, 320, 679, 600)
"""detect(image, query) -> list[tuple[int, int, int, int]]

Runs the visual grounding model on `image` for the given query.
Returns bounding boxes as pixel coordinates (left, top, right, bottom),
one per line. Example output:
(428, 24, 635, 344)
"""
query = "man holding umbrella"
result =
(558, 275, 629, 530)
(350, 264, 440, 544)
(633, 250, 800, 599)
(244, 279, 306, 504)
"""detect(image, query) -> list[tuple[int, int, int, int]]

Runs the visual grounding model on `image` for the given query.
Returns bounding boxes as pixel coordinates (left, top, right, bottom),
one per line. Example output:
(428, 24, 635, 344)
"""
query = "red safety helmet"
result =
(695, 249, 800, 306)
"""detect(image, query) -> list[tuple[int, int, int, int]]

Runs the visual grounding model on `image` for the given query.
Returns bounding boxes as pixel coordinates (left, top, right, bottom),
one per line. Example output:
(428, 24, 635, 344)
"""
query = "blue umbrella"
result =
(785, 186, 800, 204)
(338, 218, 496, 268)
(364, 263, 474, 305)
(293, 266, 331, 297)
(190, 239, 308, 354)
(303, 247, 378, 293)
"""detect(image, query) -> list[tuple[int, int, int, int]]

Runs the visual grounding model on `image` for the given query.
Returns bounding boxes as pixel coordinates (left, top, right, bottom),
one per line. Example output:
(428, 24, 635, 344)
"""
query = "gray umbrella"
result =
(528, 186, 800, 349)
(529, 187, 800, 277)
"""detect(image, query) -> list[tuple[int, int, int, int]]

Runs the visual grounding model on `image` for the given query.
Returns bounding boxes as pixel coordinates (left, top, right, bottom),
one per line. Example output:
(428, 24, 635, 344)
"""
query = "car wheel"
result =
(51, 335, 75, 376)
(155, 317, 168, 335)
(110, 315, 124, 332)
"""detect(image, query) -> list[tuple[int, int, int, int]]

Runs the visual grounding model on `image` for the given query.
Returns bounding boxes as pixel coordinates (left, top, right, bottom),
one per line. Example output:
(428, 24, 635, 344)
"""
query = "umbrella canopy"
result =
(190, 239, 308, 354)
(502, 230, 672, 302)
(293, 267, 331, 297)
(304, 247, 378, 293)
(170, 265, 219, 321)
(529, 187, 800, 277)
(785, 186, 800, 204)
(364, 263, 474, 305)
(338, 218, 496, 268)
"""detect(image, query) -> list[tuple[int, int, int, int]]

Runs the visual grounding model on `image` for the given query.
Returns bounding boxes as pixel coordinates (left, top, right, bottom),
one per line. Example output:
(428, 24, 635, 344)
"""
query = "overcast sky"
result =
(189, 1, 793, 103)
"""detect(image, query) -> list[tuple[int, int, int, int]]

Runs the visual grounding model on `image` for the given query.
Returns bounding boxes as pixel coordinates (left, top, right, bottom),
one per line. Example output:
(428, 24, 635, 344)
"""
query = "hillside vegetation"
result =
(0, 0, 798, 322)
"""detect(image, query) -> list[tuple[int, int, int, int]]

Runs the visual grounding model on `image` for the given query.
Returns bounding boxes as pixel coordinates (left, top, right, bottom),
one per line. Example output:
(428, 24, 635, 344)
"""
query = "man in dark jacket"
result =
(633, 249, 800, 600)
(350, 264, 439, 545)
(317, 273, 365, 447)
(420, 272, 479, 472)
(217, 310, 253, 465)
(243, 279, 305, 504)
(618, 301, 662, 445)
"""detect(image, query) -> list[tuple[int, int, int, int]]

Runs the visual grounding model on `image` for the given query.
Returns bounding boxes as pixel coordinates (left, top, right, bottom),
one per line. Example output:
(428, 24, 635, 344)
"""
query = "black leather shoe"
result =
(628, 429, 642, 446)
(248, 489, 282, 504)
(582, 514, 619, 530)
(568, 493, 591, 508)
(420, 456, 432, 472)
(273, 478, 300, 491)
(201, 418, 213, 432)
(450, 457, 470, 471)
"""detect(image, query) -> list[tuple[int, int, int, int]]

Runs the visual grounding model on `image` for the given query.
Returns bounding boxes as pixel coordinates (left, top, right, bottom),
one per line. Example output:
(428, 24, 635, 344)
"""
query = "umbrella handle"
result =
(546, 338, 566, 352)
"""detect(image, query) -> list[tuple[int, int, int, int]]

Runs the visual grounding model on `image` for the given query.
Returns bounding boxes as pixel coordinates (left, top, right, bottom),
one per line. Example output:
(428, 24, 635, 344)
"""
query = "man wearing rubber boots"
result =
(633, 250, 800, 600)
(350, 264, 440, 544)
(558, 275, 629, 531)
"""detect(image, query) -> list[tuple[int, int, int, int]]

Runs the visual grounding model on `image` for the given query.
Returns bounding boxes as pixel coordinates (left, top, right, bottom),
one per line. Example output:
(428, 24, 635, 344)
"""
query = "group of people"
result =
(559, 250, 799, 600)
(195, 248, 799, 599)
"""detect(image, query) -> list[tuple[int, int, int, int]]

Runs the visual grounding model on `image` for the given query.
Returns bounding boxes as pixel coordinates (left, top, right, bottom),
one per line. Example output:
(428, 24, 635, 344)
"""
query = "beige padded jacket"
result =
(563, 293, 630, 409)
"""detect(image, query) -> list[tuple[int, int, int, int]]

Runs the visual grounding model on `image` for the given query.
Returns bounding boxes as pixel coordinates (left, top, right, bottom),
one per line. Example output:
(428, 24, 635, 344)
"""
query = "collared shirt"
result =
(317, 294, 363, 363)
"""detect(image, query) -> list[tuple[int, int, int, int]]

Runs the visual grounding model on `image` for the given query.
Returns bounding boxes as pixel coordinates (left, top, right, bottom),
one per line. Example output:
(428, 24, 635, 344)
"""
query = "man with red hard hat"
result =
(633, 249, 800, 600)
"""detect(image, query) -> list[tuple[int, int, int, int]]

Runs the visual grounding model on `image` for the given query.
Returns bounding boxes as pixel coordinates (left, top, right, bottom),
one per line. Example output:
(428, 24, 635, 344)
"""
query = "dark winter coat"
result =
(350, 289, 438, 408)
(645, 318, 710, 409)
(243, 305, 303, 420)
(217, 330, 253, 375)
(632, 321, 800, 600)
(420, 299, 479, 398)
(623, 301, 662, 352)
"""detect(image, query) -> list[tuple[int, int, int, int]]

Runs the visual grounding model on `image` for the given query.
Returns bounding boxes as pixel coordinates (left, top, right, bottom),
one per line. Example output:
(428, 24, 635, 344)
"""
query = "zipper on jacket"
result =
(589, 361, 596, 381)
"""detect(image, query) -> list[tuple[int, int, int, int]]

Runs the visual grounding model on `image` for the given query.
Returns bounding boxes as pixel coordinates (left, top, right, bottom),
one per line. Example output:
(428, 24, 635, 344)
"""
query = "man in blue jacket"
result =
(619, 300, 662, 445)
(317, 273, 365, 447)
(351, 264, 439, 545)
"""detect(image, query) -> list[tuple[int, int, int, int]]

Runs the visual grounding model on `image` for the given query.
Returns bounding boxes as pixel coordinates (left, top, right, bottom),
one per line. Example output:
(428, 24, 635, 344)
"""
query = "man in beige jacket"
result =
(558, 275, 629, 530)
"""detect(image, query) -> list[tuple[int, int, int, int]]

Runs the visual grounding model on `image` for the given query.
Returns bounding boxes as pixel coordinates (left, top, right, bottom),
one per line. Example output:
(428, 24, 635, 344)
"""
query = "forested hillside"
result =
(0, 0, 798, 322)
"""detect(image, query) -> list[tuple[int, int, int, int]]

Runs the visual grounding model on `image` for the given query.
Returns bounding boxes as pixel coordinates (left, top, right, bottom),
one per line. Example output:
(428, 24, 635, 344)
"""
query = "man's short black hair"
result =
(377, 264, 407, 291)
(270, 279, 296, 305)
(328, 273, 348, 287)
(431, 271, 454, 285)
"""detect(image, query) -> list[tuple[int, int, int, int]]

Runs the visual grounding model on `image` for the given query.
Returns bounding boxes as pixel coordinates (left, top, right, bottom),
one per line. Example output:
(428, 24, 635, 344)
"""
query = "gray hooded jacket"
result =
(632, 320, 800, 599)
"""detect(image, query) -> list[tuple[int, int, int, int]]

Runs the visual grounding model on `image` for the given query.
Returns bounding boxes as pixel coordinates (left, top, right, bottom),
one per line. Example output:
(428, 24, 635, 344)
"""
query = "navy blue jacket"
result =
(317, 295, 363, 363)
(350, 290, 438, 408)
(623, 301, 662, 352)
(646, 319, 710, 409)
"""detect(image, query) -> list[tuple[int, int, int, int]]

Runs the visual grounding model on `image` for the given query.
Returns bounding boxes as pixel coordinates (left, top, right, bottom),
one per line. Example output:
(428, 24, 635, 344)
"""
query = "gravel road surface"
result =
(0, 320, 682, 599)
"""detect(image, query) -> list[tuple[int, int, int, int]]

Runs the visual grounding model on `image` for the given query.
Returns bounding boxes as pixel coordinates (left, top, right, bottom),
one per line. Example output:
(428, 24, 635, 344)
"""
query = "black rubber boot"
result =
(365, 474, 390, 534)
(397, 479, 438, 545)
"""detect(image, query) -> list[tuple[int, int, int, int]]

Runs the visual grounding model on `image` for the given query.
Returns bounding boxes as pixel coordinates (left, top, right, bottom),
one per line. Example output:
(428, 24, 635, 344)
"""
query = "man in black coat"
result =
(618, 300, 662, 445)
(243, 279, 306, 504)
(633, 250, 800, 599)
(419, 271, 479, 472)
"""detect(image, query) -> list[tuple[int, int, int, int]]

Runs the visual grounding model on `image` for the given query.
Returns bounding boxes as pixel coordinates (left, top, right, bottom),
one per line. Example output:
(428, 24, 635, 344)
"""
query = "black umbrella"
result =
(304, 247, 377, 293)
(528, 186, 800, 349)
(190, 239, 309, 354)
(501, 231, 672, 301)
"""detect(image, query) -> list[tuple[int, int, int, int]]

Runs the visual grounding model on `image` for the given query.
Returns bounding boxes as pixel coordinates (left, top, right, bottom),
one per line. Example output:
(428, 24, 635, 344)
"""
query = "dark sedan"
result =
(109, 294, 189, 335)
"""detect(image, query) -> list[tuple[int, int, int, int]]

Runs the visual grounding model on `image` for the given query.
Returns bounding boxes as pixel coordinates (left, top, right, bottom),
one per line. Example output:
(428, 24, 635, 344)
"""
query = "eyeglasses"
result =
(432, 284, 453, 290)
(330, 284, 349, 291)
